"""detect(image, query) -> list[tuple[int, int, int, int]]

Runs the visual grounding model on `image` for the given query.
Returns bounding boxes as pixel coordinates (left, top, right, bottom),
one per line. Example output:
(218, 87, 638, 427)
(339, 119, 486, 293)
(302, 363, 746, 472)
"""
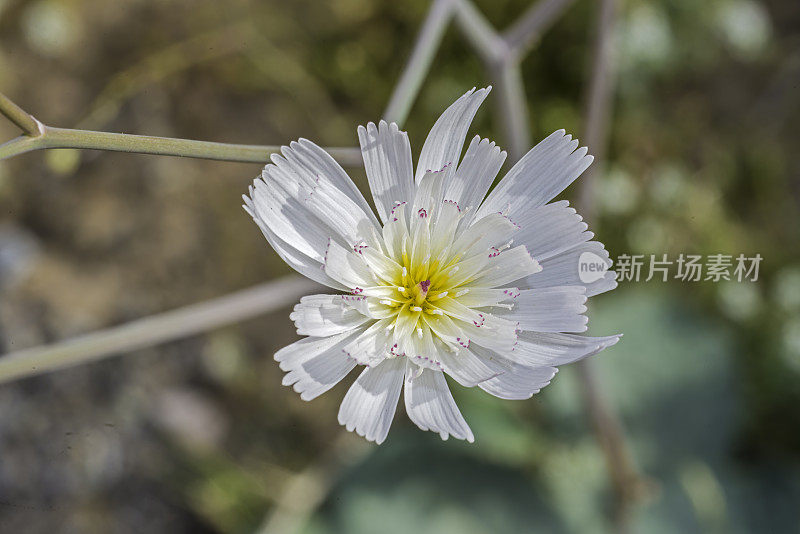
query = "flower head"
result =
(244, 87, 620, 444)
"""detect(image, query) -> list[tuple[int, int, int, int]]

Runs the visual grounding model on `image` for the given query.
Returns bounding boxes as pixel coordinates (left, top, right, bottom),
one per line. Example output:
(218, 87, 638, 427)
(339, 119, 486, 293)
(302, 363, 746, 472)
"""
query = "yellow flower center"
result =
(384, 255, 461, 323)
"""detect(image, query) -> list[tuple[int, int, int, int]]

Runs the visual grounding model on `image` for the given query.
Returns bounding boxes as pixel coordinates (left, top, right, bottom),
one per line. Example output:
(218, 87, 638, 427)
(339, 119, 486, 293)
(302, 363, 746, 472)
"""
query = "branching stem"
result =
(0, 93, 361, 166)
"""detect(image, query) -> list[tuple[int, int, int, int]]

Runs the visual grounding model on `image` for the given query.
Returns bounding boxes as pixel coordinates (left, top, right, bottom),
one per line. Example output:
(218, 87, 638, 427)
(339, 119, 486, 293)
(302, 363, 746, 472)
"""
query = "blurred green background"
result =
(1, 0, 799, 532)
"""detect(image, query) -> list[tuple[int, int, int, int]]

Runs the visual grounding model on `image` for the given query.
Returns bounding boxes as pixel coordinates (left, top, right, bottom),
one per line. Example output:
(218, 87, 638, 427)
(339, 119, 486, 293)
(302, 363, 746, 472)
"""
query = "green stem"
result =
(0, 92, 42, 135)
(0, 92, 362, 166)
(0, 276, 319, 385)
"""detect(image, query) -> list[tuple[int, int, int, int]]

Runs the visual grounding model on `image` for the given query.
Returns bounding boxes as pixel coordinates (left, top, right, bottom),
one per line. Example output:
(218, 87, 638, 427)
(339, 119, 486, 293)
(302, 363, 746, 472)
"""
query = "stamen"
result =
(443, 199, 461, 212)
(418, 279, 431, 294)
(410, 306, 423, 312)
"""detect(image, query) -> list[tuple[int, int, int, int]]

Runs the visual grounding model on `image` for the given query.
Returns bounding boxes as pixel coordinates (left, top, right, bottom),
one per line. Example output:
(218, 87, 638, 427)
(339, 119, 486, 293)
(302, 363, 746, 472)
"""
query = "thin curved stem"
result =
(0, 92, 42, 135)
(0, 135, 43, 160)
(492, 61, 530, 163)
(576, 0, 645, 529)
(503, 0, 577, 60)
(0, 92, 362, 166)
(452, 0, 507, 65)
(31, 125, 363, 165)
(383, 0, 456, 125)
(0, 276, 319, 385)
(577, 0, 618, 222)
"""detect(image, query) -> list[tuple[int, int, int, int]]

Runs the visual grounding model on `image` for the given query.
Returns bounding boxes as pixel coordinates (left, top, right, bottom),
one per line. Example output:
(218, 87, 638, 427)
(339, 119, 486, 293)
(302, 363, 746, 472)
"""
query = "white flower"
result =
(243, 87, 620, 444)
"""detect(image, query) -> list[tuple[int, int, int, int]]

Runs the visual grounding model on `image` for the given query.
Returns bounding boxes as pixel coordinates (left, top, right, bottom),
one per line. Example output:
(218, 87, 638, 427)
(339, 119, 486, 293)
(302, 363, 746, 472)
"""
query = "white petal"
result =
(275, 331, 361, 401)
(479, 363, 558, 399)
(258, 142, 381, 255)
(359, 245, 402, 283)
(436, 346, 503, 387)
(411, 167, 446, 223)
(469, 344, 557, 400)
(415, 87, 491, 184)
(517, 241, 618, 297)
(471, 245, 542, 288)
(494, 286, 588, 333)
(450, 212, 519, 260)
(431, 296, 486, 326)
(381, 202, 410, 263)
(454, 287, 518, 308)
(436, 251, 488, 288)
(290, 294, 371, 336)
(444, 135, 506, 218)
(398, 325, 447, 372)
(514, 201, 593, 262)
(342, 295, 396, 320)
(404, 361, 474, 442)
(338, 356, 405, 444)
(434, 302, 518, 354)
(422, 313, 469, 349)
(429, 200, 462, 262)
(256, 138, 382, 250)
(244, 200, 346, 290)
(465, 332, 622, 400)
(358, 121, 415, 224)
(340, 318, 394, 366)
(409, 214, 432, 278)
(248, 176, 330, 261)
(477, 130, 593, 219)
(510, 331, 622, 367)
(392, 305, 422, 349)
(281, 139, 379, 227)
(304, 174, 381, 248)
(322, 238, 377, 290)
